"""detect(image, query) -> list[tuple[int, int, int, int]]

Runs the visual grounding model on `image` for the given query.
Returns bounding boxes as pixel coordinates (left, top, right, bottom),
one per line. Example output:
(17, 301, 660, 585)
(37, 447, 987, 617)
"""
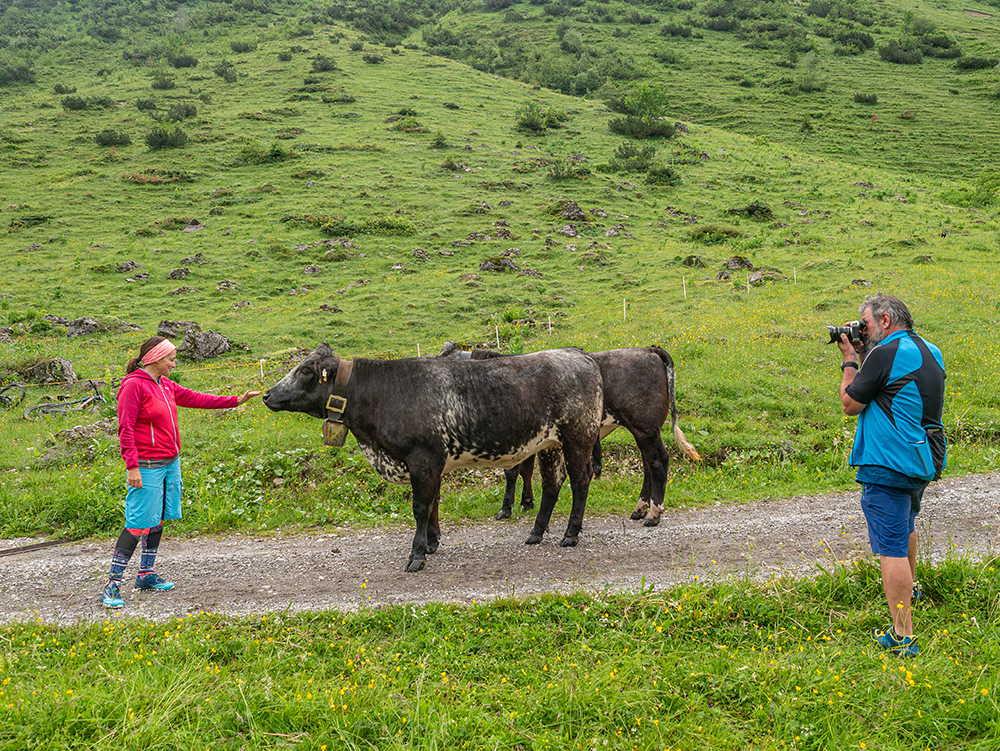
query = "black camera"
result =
(826, 320, 866, 344)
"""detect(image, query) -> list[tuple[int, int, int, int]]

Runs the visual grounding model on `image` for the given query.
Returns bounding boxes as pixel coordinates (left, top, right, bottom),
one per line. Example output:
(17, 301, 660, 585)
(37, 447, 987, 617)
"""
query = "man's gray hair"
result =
(859, 294, 914, 331)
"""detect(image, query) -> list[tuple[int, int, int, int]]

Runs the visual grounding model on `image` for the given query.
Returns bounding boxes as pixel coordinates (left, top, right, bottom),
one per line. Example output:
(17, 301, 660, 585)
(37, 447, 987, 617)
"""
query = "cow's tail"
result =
(651, 346, 701, 462)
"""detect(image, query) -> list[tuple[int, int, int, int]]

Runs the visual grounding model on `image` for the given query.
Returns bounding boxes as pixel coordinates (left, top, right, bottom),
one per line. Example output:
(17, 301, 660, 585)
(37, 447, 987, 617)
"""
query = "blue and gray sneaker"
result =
(871, 624, 919, 657)
(135, 573, 175, 592)
(912, 580, 923, 602)
(101, 581, 125, 609)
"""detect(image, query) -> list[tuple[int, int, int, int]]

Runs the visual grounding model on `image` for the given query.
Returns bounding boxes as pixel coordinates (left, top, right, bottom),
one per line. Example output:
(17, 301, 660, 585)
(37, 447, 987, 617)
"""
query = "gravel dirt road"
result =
(2, 472, 998, 625)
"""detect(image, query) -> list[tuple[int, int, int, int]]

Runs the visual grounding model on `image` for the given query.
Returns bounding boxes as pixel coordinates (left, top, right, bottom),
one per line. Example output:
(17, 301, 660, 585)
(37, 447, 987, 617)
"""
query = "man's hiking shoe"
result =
(871, 624, 919, 657)
(101, 582, 125, 609)
(912, 580, 923, 602)
(135, 573, 175, 592)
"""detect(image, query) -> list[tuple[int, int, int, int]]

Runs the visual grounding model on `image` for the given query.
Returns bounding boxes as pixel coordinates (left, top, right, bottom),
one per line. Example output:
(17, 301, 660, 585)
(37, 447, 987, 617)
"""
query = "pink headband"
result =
(139, 340, 176, 366)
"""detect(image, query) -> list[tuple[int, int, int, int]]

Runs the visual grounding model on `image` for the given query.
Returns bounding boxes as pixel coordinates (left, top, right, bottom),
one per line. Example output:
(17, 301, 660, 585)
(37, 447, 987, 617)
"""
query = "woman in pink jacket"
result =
(102, 336, 260, 609)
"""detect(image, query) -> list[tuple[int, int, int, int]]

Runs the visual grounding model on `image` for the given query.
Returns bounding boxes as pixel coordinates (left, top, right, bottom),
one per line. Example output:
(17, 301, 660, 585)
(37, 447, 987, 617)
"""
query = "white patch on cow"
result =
(442, 425, 561, 474)
(358, 442, 411, 485)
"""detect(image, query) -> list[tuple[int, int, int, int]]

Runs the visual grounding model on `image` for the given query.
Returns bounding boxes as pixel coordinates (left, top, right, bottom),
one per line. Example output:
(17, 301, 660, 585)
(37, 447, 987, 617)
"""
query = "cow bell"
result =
(322, 419, 349, 447)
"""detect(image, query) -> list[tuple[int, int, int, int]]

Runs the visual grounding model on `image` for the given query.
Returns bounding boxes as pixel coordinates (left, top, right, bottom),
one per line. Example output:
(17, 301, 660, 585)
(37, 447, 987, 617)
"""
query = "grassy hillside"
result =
(1, 2, 999, 539)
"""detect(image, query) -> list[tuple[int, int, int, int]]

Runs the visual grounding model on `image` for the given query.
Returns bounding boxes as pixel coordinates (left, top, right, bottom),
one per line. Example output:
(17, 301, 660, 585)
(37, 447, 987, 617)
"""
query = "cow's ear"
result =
(315, 343, 333, 357)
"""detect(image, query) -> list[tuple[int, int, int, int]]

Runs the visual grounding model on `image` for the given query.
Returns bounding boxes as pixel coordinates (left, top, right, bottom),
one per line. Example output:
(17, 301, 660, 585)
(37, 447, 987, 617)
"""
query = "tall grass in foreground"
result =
(2, 557, 998, 750)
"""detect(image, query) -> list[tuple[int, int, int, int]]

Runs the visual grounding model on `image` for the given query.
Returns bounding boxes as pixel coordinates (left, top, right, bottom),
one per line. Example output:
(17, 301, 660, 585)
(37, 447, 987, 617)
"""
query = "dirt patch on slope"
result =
(1, 473, 998, 625)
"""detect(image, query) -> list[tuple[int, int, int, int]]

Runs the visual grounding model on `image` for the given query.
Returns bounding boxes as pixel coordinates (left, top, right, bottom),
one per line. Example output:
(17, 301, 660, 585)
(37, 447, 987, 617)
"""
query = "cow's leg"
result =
(525, 449, 565, 545)
(634, 433, 670, 527)
(519, 454, 535, 511)
(560, 440, 595, 547)
(406, 457, 444, 572)
(427, 492, 441, 553)
(497, 466, 519, 520)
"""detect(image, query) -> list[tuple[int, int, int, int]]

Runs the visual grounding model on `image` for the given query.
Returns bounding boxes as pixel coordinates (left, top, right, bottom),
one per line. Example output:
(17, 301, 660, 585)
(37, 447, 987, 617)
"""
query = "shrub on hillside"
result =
(363, 53, 385, 64)
(609, 141, 656, 172)
(230, 40, 257, 53)
(169, 54, 198, 68)
(879, 42, 922, 65)
(151, 76, 176, 90)
(95, 129, 132, 147)
(515, 100, 546, 131)
(0, 62, 36, 85)
(278, 51, 293, 62)
(53, 84, 76, 95)
(646, 164, 681, 186)
(214, 61, 238, 83)
(660, 23, 692, 37)
(609, 116, 675, 138)
(231, 140, 296, 166)
(61, 96, 88, 110)
(705, 16, 739, 32)
(136, 98, 157, 112)
(166, 103, 197, 121)
(854, 93, 878, 105)
(956, 57, 998, 70)
(312, 55, 337, 72)
(145, 126, 188, 150)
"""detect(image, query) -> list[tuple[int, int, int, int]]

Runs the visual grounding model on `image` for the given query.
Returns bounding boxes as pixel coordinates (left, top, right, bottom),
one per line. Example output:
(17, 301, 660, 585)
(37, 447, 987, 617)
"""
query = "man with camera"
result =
(834, 294, 946, 657)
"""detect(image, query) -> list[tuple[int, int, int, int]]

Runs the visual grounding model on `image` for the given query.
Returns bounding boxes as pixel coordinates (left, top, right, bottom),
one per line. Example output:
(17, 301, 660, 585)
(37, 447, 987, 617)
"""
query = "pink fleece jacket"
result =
(117, 369, 238, 469)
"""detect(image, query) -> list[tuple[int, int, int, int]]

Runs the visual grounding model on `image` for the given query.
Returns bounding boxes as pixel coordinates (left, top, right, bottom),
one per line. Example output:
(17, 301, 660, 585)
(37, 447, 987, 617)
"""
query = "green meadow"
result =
(2, 0, 1000, 745)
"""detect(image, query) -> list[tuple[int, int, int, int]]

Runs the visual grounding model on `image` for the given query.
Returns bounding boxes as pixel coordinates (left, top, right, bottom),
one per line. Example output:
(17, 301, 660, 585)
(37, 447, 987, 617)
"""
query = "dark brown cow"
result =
(438, 342, 700, 526)
(263, 344, 604, 571)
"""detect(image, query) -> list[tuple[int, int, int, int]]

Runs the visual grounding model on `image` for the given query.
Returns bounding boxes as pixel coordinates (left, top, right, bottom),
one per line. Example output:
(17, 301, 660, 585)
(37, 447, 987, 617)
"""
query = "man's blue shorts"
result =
(125, 458, 182, 528)
(859, 482, 926, 558)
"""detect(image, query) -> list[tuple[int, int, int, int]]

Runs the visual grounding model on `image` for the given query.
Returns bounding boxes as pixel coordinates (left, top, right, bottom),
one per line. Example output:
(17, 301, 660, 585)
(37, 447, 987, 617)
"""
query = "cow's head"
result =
(263, 343, 343, 419)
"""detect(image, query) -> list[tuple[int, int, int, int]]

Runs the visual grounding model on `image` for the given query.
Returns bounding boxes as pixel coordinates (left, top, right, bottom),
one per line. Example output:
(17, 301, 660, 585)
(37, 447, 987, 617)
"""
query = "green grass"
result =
(2, 556, 998, 749)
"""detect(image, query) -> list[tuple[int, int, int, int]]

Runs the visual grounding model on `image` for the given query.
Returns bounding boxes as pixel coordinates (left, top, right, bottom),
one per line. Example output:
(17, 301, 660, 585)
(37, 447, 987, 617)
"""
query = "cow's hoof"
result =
(559, 536, 578, 548)
(496, 508, 512, 521)
(406, 558, 426, 572)
(630, 509, 648, 521)
(643, 516, 661, 528)
(520, 499, 535, 511)
(525, 532, 543, 545)
(426, 540, 439, 554)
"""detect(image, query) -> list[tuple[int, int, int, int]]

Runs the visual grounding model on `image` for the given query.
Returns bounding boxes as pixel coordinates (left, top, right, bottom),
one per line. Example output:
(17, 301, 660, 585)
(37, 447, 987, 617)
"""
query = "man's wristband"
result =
(841, 361, 859, 371)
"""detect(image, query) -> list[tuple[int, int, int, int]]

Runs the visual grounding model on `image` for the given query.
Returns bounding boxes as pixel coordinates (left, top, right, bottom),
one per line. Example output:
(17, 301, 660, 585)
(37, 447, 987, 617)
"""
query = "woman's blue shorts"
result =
(859, 482, 925, 558)
(125, 458, 182, 528)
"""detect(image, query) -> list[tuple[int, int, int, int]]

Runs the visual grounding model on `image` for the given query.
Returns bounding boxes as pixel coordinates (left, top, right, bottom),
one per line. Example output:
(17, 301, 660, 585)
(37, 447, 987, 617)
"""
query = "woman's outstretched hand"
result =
(236, 391, 263, 406)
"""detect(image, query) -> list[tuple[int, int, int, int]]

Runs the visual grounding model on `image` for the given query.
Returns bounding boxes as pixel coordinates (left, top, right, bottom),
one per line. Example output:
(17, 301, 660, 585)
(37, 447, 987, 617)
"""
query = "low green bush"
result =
(609, 141, 656, 172)
(53, 83, 76, 94)
(230, 40, 257, 53)
(151, 76, 176, 90)
(956, 56, 998, 70)
(94, 129, 132, 147)
(608, 115, 675, 139)
(169, 54, 198, 68)
(312, 55, 337, 72)
(853, 92, 878, 105)
(145, 126, 188, 150)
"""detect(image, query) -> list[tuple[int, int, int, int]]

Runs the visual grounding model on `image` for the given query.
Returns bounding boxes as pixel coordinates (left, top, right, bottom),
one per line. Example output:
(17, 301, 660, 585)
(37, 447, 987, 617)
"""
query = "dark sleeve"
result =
(845, 343, 895, 405)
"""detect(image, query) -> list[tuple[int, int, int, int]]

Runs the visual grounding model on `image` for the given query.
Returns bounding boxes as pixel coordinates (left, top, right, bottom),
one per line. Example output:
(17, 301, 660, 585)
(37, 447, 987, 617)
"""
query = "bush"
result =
(53, 84, 76, 95)
(61, 95, 88, 111)
(169, 54, 199, 68)
(956, 57, 998, 70)
(0, 62, 35, 85)
(136, 98, 157, 112)
(151, 76, 176, 90)
(95, 129, 132, 147)
(646, 164, 681, 186)
(312, 55, 337, 72)
(879, 42, 922, 65)
(230, 40, 257, 53)
(660, 23, 692, 37)
(145, 127, 188, 150)
(362, 53, 385, 64)
(350, 41, 365, 51)
(231, 140, 295, 166)
(609, 141, 656, 172)
(166, 103, 197, 121)
(854, 93, 878, 105)
(278, 51, 293, 62)
(214, 61, 238, 83)
(608, 116, 675, 139)
(514, 100, 546, 131)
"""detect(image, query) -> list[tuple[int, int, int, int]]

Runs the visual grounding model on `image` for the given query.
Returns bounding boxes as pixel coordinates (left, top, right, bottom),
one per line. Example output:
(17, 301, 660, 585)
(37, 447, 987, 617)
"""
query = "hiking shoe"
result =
(134, 573, 175, 592)
(912, 580, 923, 602)
(101, 582, 125, 609)
(871, 624, 919, 657)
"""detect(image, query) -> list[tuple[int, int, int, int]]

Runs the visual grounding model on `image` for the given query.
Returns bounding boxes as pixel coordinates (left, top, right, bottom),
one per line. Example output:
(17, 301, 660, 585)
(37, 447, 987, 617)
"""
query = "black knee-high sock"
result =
(138, 524, 163, 577)
(108, 528, 141, 584)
